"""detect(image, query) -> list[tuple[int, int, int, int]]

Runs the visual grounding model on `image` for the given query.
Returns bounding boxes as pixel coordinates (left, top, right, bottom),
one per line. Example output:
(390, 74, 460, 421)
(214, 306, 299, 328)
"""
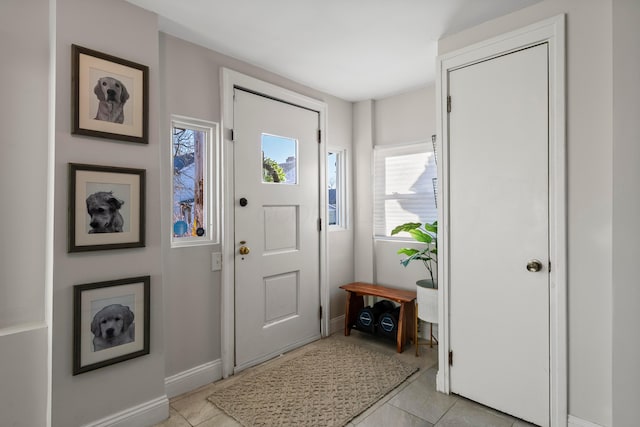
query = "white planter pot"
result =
(417, 284, 438, 324)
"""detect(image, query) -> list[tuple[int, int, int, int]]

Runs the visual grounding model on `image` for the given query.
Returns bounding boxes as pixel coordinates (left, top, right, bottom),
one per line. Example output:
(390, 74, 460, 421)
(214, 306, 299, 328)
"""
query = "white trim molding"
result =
(327, 147, 349, 231)
(0, 321, 47, 337)
(220, 68, 329, 378)
(82, 395, 169, 427)
(568, 415, 605, 427)
(436, 14, 567, 427)
(169, 115, 220, 248)
(164, 359, 222, 399)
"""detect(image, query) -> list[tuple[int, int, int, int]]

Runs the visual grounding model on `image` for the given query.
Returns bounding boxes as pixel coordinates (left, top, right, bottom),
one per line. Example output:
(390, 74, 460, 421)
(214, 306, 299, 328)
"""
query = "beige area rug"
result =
(207, 339, 418, 427)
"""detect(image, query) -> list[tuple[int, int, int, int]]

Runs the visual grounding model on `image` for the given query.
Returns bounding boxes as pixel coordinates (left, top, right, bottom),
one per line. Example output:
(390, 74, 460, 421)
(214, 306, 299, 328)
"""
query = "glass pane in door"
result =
(262, 134, 297, 184)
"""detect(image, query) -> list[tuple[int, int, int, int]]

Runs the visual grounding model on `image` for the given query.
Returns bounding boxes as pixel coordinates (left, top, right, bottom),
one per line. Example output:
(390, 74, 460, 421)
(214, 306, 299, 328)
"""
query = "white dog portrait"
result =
(93, 76, 129, 124)
(91, 303, 135, 352)
(86, 191, 125, 233)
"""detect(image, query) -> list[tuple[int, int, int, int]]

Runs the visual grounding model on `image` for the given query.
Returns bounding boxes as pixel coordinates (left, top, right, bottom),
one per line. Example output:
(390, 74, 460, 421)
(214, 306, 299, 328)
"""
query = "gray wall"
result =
(0, 0, 50, 425)
(326, 100, 355, 321)
(0, 0, 49, 327)
(373, 86, 437, 290)
(159, 34, 223, 378)
(438, 1, 614, 425)
(612, 0, 640, 425)
(374, 86, 436, 147)
(7, 0, 639, 425)
(352, 86, 437, 291)
(52, 0, 165, 425)
(159, 33, 355, 377)
(352, 100, 375, 283)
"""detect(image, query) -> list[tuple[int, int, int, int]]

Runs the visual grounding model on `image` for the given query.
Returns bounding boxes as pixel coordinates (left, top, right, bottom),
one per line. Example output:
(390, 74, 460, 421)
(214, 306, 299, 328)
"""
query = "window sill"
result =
(171, 239, 219, 249)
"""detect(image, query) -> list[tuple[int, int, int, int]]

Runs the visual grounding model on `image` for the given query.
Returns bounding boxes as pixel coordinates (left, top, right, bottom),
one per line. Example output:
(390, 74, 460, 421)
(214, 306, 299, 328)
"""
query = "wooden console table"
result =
(340, 282, 416, 353)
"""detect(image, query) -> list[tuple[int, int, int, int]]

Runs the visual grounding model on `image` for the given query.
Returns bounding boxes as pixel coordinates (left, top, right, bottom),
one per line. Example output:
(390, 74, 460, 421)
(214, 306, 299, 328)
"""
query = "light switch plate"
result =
(211, 252, 222, 271)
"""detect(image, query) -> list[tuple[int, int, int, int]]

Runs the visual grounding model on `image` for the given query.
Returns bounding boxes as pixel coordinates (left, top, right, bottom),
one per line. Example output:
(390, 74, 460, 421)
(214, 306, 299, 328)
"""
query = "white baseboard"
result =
(165, 359, 222, 399)
(83, 395, 168, 427)
(568, 415, 605, 427)
(330, 315, 345, 335)
(436, 370, 445, 393)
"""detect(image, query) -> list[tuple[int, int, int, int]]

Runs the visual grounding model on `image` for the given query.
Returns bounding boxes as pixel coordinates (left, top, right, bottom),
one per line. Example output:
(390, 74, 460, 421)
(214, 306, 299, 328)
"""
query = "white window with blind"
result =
(373, 142, 437, 239)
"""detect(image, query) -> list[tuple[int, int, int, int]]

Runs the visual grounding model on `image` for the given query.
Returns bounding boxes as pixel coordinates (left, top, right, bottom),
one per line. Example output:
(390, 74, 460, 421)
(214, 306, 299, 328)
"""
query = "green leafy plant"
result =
(263, 157, 286, 183)
(391, 220, 438, 287)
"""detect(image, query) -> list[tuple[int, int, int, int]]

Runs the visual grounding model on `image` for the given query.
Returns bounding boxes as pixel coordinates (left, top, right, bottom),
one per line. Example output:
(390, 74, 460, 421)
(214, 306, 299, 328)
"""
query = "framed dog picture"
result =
(68, 163, 145, 252)
(73, 276, 150, 375)
(72, 44, 149, 144)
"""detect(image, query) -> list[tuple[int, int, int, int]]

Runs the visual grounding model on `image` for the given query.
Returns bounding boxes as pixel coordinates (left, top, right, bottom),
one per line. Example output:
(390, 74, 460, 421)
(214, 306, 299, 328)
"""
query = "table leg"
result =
(344, 292, 364, 336)
(430, 323, 433, 347)
(415, 302, 419, 357)
(410, 301, 416, 354)
(344, 292, 352, 336)
(397, 302, 406, 353)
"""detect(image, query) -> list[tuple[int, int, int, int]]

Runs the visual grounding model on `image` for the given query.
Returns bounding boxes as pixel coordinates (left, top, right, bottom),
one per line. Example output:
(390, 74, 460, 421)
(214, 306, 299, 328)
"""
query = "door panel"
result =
(233, 89, 320, 371)
(448, 44, 550, 426)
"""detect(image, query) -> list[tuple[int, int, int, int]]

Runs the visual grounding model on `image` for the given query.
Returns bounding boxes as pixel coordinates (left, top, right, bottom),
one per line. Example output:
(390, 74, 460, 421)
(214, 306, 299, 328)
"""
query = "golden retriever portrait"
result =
(94, 76, 129, 123)
(91, 304, 135, 352)
(86, 191, 124, 233)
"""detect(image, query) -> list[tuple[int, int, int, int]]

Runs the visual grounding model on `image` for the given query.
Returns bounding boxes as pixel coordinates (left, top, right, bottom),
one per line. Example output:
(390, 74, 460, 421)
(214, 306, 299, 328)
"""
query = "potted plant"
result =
(390, 220, 438, 289)
(391, 220, 439, 331)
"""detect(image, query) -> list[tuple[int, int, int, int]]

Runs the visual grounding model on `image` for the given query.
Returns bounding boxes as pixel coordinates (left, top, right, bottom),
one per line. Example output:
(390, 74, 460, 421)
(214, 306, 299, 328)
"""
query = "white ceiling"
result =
(125, 0, 540, 102)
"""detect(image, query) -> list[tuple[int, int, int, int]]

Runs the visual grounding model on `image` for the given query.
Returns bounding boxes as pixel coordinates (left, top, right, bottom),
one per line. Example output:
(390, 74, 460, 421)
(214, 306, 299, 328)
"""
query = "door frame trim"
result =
(436, 15, 566, 427)
(220, 69, 329, 378)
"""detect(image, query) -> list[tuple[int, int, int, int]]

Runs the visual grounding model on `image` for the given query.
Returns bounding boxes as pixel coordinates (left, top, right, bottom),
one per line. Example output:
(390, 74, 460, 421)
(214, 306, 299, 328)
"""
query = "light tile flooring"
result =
(155, 331, 537, 427)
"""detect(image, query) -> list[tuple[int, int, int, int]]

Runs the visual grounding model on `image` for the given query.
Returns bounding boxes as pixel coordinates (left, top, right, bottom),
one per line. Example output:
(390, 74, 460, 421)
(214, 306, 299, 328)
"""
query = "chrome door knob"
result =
(526, 259, 543, 272)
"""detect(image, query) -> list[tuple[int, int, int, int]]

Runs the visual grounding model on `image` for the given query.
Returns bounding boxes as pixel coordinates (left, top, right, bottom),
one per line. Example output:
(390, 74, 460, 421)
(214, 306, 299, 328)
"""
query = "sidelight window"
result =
(171, 116, 219, 247)
(328, 148, 347, 229)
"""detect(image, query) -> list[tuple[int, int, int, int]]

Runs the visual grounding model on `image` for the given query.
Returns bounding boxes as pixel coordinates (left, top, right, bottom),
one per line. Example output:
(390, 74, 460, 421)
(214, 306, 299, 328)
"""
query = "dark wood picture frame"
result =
(72, 44, 149, 144)
(68, 163, 146, 252)
(73, 276, 150, 375)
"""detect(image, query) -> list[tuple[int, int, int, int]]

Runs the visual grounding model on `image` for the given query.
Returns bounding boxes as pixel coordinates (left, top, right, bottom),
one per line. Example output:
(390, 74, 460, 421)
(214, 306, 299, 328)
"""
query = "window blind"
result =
(373, 143, 437, 238)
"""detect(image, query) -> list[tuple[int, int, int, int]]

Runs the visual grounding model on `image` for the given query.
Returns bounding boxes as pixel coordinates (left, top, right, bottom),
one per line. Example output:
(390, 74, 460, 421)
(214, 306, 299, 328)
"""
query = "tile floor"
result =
(155, 331, 537, 427)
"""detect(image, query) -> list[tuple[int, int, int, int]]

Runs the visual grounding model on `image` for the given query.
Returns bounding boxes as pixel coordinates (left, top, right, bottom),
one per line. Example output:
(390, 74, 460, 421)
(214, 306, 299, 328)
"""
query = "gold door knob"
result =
(239, 246, 250, 255)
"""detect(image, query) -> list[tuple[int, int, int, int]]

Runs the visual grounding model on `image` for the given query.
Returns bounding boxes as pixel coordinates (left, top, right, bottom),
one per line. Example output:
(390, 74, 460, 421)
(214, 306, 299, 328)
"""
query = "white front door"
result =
(233, 88, 321, 371)
(448, 44, 550, 426)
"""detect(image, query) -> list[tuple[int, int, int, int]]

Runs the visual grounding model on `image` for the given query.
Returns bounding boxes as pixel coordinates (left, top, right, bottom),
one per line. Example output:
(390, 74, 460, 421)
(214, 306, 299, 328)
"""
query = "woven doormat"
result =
(207, 339, 417, 427)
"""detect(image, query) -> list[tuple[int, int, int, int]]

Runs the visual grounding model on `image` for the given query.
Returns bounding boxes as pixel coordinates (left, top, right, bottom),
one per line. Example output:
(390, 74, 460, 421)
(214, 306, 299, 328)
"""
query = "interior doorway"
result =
(448, 43, 550, 426)
(436, 15, 567, 426)
(221, 69, 329, 377)
(233, 88, 321, 372)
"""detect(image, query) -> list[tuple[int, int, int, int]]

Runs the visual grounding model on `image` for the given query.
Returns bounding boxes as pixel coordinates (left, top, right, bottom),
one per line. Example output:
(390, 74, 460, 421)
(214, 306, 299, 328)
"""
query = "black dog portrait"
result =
(94, 76, 129, 124)
(86, 191, 124, 233)
(91, 304, 135, 352)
